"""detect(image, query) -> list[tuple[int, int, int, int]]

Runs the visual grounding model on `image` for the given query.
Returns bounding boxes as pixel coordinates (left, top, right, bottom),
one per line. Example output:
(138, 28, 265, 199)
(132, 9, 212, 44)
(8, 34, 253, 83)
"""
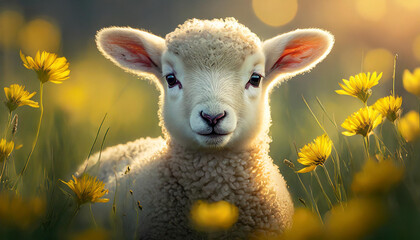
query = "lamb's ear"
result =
(263, 29, 334, 87)
(96, 27, 165, 79)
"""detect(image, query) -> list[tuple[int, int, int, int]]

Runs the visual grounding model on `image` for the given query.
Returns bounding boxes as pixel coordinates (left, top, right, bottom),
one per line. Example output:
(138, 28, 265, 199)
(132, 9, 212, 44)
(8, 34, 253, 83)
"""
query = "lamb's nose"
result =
(200, 111, 226, 127)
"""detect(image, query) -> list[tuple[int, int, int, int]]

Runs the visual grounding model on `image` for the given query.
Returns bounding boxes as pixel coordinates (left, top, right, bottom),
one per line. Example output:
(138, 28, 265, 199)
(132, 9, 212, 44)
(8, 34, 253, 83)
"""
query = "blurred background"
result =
(0, 0, 419, 238)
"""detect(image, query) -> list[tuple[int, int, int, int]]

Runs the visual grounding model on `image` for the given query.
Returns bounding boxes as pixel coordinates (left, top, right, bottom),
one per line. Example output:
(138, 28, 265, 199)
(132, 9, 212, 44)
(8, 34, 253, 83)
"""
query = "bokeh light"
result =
(47, 51, 157, 132)
(19, 18, 61, 55)
(339, 47, 364, 76)
(252, 0, 298, 27)
(355, 0, 387, 21)
(393, 0, 420, 10)
(363, 48, 394, 80)
(0, 10, 24, 49)
(413, 35, 420, 61)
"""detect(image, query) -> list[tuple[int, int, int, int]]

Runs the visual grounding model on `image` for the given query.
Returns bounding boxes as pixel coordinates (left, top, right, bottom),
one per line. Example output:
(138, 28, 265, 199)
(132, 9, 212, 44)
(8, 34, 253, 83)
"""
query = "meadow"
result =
(1, 0, 420, 239)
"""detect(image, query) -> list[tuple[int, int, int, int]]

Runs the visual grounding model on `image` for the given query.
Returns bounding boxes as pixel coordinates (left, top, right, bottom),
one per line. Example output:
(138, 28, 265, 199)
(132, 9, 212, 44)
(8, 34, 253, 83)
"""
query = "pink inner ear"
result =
(271, 38, 322, 71)
(108, 37, 157, 68)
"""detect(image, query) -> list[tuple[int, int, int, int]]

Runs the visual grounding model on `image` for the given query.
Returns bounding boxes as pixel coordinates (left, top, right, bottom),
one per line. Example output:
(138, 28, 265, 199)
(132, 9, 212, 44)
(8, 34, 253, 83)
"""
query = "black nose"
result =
(200, 111, 226, 127)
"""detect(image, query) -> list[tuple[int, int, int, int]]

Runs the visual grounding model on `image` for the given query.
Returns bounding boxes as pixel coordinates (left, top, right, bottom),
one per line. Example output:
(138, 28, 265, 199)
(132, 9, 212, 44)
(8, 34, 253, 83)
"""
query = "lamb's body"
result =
(78, 136, 293, 239)
(79, 17, 333, 239)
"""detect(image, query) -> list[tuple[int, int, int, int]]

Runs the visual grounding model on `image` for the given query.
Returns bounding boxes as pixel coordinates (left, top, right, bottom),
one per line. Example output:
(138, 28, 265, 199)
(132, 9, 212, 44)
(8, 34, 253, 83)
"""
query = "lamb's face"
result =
(160, 49, 266, 148)
(96, 18, 334, 150)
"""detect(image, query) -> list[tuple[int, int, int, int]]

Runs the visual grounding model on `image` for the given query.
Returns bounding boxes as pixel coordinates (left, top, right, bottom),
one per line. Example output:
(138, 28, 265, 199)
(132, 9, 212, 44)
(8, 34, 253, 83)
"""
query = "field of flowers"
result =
(1, 0, 420, 239)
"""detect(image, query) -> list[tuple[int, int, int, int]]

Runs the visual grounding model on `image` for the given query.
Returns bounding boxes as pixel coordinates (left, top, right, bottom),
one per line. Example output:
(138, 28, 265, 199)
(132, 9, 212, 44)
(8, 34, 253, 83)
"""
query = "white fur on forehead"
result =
(165, 18, 261, 68)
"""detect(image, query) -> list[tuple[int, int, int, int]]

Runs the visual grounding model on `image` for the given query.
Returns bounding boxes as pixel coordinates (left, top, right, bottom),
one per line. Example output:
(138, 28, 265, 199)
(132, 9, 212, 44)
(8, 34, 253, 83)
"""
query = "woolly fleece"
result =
(166, 18, 261, 69)
(76, 18, 298, 239)
(77, 137, 293, 239)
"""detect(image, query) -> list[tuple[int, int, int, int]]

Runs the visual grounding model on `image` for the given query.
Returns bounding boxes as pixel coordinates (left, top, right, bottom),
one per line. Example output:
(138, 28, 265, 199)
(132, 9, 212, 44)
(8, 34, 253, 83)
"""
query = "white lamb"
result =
(76, 18, 334, 239)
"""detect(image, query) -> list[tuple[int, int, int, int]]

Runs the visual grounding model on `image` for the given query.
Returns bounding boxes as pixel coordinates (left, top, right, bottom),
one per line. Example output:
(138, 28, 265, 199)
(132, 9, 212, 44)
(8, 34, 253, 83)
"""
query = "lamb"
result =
(76, 18, 334, 239)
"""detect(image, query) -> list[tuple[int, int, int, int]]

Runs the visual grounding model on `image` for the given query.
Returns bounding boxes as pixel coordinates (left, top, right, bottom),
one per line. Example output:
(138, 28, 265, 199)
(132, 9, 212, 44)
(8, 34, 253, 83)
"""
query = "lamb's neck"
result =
(162, 138, 277, 201)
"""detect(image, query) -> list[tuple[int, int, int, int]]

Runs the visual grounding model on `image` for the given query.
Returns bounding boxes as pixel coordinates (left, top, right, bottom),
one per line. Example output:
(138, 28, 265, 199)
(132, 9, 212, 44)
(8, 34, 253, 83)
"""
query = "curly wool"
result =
(166, 18, 261, 69)
(79, 137, 293, 239)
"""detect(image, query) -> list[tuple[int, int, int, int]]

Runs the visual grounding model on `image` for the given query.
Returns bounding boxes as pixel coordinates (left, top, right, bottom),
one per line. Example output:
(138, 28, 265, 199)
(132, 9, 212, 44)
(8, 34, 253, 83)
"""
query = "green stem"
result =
(301, 96, 340, 188)
(20, 82, 44, 176)
(292, 143, 315, 212)
(363, 136, 370, 160)
(308, 186, 323, 223)
(315, 97, 348, 182)
(295, 171, 314, 211)
(313, 170, 333, 209)
(89, 204, 98, 228)
(372, 133, 394, 157)
(0, 158, 6, 185)
(82, 113, 107, 174)
(68, 204, 80, 229)
(321, 165, 341, 204)
(3, 112, 12, 139)
(392, 55, 397, 97)
(12, 83, 44, 191)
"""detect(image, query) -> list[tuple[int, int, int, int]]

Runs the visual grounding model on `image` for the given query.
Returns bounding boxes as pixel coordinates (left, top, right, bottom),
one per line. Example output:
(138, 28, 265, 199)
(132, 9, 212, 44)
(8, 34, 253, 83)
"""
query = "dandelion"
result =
(279, 208, 323, 240)
(372, 95, 402, 123)
(398, 111, 420, 142)
(297, 134, 332, 173)
(0, 138, 14, 161)
(325, 198, 386, 240)
(20, 50, 70, 84)
(61, 174, 109, 206)
(0, 192, 45, 230)
(341, 107, 383, 137)
(402, 68, 420, 97)
(190, 200, 238, 231)
(336, 72, 382, 103)
(352, 158, 404, 195)
(4, 84, 39, 112)
(17, 50, 70, 181)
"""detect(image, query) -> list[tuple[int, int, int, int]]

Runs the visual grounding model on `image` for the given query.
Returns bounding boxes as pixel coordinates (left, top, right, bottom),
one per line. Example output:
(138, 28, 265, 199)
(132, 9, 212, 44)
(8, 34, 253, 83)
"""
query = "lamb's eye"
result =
(165, 74, 181, 89)
(246, 73, 262, 89)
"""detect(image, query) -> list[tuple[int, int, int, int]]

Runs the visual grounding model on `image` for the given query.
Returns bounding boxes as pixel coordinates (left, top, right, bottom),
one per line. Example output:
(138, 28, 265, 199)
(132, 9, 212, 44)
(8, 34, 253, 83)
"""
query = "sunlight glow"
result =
(413, 35, 420, 61)
(393, 0, 420, 10)
(355, 0, 387, 21)
(252, 0, 298, 27)
(363, 48, 393, 80)
(19, 19, 60, 55)
(0, 10, 24, 49)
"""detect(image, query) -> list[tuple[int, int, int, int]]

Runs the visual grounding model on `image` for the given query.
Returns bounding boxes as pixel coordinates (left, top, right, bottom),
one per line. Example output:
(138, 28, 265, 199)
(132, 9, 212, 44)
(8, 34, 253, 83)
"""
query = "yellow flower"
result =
(279, 208, 323, 240)
(325, 198, 386, 240)
(0, 138, 14, 161)
(4, 84, 39, 112)
(402, 68, 420, 97)
(190, 200, 238, 231)
(0, 192, 45, 230)
(372, 95, 402, 123)
(351, 158, 404, 195)
(20, 50, 70, 84)
(297, 134, 332, 173)
(398, 111, 420, 142)
(341, 107, 383, 137)
(336, 72, 382, 103)
(61, 174, 109, 206)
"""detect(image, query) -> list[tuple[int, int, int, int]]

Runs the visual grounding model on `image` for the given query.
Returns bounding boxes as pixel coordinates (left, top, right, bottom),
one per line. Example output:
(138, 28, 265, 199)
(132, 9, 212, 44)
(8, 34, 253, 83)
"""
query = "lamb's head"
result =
(96, 18, 334, 150)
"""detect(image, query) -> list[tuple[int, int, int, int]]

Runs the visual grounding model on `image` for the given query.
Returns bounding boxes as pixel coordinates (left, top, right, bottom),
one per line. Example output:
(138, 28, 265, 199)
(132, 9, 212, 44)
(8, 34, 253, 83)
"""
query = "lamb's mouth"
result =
(197, 131, 232, 138)
(196, 130, 233, 146)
